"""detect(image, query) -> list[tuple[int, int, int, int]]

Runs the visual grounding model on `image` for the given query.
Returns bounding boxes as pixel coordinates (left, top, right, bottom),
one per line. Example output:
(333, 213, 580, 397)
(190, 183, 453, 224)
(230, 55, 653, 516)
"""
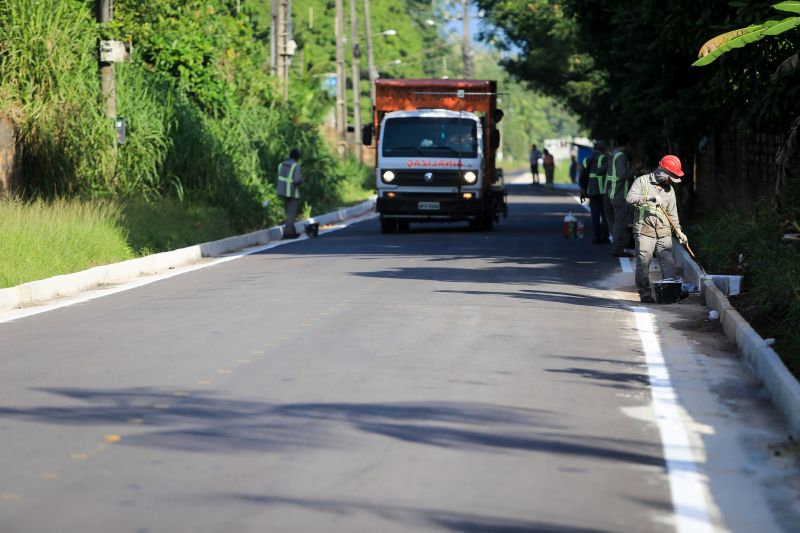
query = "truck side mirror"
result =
(491, 128, 501, 150)
(362, 125, 374, 146)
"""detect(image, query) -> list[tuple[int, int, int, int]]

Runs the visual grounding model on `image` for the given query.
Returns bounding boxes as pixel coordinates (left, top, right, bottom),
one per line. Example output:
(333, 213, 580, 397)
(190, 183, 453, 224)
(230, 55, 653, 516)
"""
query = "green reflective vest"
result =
(591, 154, 606, 194)
(634, 178, 670, 233)
(277, 161, 300, 199)
(605, 152, 624, 199)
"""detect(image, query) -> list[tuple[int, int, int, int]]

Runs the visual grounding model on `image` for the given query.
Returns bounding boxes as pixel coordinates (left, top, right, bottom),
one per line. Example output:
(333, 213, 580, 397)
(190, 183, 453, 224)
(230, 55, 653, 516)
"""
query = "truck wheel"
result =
(468, 218, 481, 231)
(398, 221, 410, 232)
(481, 214, 495, 231)
(380, 217, 397, 234)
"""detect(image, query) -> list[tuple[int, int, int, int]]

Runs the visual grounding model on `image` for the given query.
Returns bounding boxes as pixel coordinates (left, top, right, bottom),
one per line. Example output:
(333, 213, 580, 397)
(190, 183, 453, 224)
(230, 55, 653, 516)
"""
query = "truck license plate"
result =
(418, 201, 440, 210)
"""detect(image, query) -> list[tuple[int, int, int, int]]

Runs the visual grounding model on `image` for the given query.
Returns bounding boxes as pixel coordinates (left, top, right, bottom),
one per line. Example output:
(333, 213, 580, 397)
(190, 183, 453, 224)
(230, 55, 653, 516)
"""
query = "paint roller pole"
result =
(658, 204, 698, 259)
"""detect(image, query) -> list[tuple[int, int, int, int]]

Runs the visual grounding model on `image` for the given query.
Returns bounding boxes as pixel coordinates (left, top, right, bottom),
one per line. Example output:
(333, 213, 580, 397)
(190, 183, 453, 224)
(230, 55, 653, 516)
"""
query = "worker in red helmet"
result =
(626, 155, 689, 303)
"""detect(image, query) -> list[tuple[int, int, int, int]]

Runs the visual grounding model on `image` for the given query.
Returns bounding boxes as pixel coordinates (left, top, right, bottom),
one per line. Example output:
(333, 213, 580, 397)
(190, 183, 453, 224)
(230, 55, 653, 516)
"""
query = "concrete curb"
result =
(0, 198, 375, 312)
(675, 239, 800, 439)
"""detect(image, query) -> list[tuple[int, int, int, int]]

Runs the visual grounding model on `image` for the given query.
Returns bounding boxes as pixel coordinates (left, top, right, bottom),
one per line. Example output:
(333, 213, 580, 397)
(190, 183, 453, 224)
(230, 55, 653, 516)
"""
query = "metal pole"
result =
(97, 0, 115, 120)
(363, 0, 377, 110)
(350, 0, 362, 162)
(461, 0, 473, 79)
(335, 0, 348, 157)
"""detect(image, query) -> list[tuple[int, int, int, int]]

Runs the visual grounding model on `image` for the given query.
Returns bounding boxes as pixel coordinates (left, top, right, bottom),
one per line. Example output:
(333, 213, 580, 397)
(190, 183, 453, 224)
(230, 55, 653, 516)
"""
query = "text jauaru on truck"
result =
(362, 79, 507, 233)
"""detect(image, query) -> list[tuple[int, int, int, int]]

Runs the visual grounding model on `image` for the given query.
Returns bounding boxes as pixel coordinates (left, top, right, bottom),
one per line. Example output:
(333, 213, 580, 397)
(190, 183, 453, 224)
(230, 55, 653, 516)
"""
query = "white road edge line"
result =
(0, 213, 377, 324)
(632, 306, 714, 533)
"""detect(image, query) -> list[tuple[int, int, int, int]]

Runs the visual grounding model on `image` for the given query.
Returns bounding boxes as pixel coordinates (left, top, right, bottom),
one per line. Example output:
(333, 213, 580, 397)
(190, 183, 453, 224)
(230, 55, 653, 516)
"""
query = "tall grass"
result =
(0, 0, 114, 195)
(0, 197, 133, 288)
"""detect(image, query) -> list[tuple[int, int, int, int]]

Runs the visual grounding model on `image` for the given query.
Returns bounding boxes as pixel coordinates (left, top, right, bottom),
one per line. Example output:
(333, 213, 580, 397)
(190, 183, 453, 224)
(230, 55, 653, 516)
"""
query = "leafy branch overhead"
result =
(694, 1, 800, 66)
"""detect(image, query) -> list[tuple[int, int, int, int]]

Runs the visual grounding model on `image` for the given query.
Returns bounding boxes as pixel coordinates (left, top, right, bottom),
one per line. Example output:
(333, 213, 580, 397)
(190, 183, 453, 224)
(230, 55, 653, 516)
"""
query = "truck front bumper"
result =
(376, 193, 483, 221)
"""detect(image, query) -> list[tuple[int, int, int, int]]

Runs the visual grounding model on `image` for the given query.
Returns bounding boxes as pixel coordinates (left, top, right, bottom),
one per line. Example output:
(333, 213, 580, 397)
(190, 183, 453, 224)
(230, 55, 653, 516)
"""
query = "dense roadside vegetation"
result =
(0, 0, 583, 288)
(476, 0, 800, 370)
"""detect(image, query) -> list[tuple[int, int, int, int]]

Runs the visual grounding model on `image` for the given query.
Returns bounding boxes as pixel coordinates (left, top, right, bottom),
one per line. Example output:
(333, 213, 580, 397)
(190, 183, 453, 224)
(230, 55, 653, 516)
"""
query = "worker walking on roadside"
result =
(529, 143, 542, 185)
(276, 148, 305, 239)
(579, 141, 610, 244)
(604, 134, 639, 257)
(626, 155, 689, 303)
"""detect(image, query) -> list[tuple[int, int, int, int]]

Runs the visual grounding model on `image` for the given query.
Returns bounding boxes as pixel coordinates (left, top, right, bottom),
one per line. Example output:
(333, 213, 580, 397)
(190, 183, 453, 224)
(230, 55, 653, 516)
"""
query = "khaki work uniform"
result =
(626, 174, 680, 297)
(276, 158, 304, 236)
(604, 149, 635, 254)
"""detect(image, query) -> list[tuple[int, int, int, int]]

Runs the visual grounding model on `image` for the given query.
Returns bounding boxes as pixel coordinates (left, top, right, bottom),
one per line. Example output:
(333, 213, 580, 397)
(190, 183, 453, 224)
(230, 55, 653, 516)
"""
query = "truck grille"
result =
(392, 170, 461, 186)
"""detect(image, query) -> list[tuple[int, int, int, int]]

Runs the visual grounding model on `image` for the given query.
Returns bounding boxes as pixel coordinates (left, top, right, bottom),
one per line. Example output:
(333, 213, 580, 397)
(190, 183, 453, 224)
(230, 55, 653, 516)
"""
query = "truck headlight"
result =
(463, 171, 477, 184)
(382, 170, 396, 183)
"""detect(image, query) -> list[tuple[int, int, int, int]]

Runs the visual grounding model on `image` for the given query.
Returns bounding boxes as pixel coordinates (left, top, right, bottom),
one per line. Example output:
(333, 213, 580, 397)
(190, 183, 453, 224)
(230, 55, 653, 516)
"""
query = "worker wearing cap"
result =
(626, 155, 688, 303)
(579, 141, 610, 244)
(276, 148, 305, 239)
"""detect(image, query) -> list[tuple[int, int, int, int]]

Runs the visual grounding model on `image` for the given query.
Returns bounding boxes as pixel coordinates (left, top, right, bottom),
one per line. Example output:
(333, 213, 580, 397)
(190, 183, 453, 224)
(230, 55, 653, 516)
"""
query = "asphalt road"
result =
(1, 184, 798, 532)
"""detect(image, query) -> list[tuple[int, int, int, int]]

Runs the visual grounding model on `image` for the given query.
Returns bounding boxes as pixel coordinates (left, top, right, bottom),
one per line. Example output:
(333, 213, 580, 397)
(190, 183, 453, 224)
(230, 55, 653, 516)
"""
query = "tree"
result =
(476, 0, 800, 163)
(694, 1, 800, 66)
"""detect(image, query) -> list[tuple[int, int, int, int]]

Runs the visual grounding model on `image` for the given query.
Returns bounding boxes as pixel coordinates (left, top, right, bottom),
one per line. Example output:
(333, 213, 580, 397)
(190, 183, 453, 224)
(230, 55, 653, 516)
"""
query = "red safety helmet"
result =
(658, 155, 684, 181)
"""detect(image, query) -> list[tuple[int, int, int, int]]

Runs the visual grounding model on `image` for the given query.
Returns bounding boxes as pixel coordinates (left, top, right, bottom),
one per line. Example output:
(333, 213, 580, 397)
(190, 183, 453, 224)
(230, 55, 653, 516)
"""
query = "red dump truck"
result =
(362, 79, 507, 233)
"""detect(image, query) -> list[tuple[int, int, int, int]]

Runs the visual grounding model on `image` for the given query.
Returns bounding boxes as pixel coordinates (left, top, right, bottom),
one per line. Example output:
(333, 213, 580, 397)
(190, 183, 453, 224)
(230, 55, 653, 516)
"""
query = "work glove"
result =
(677, 230, 688, 246)
(647, 195, 662, 206)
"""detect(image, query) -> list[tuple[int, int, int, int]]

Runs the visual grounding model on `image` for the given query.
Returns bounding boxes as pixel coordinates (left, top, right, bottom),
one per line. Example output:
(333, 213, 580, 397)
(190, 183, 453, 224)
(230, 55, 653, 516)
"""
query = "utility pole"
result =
(363, 0, 377, 110)
(335, 0, 348, 157)
(461, 0, 473, 79)
(350, 0, 362, 162)
(97, 0, 115, 120)
(277, 0, 290, 101)
(270, 0, 278, 76)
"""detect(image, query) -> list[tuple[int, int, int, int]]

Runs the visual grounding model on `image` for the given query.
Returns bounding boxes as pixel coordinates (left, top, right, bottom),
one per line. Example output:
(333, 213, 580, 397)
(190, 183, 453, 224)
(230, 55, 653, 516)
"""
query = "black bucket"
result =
(654, 279, 683, 304)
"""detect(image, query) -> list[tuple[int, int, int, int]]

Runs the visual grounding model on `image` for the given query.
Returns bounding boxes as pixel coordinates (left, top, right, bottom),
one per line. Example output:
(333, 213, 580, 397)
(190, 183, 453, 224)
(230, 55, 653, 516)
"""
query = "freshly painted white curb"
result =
(674, 239, 800, 439)
(0, 198, 375, 312)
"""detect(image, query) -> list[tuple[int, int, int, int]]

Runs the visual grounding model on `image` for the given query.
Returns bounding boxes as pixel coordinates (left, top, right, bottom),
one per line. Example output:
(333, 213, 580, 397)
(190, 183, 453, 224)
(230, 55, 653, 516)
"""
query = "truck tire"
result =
(398, 221, 410, 232)
(380, 217, 397, 234)
(481, 213, 495, 231)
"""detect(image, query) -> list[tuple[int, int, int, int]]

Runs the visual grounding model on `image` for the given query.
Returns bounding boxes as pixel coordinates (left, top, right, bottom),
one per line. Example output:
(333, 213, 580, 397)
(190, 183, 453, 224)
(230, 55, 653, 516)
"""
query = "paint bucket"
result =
(654, 279, 682, 304)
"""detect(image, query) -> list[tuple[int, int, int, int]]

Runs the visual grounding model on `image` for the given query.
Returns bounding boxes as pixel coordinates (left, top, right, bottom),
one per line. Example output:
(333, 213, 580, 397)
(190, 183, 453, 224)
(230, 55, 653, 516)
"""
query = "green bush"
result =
(692, 203, 800, 375)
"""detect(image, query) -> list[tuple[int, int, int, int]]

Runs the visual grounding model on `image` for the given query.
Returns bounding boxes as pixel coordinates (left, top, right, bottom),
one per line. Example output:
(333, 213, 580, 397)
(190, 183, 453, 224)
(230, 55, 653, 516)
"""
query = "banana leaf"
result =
(693, 17, 800, 66)
(773, 1, 800, 14)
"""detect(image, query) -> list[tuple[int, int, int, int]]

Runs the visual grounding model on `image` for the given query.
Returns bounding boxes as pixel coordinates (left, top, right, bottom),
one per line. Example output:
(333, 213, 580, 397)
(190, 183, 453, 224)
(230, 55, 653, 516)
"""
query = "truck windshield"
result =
(382, 117, 478, 158)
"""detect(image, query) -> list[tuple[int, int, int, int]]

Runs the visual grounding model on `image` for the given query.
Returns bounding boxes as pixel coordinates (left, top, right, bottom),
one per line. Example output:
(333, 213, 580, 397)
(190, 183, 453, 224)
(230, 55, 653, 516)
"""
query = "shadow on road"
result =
(0, 387, 661, 469)
(221, 493, 615, 533)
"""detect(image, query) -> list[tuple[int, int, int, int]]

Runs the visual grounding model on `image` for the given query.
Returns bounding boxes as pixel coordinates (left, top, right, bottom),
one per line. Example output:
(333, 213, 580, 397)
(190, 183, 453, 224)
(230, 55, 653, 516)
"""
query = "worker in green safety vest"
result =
(579, 140, 610, 244)
(276, 148, 305, 239)
(626, 155, 688, 303)
(604, 134, 640, 257)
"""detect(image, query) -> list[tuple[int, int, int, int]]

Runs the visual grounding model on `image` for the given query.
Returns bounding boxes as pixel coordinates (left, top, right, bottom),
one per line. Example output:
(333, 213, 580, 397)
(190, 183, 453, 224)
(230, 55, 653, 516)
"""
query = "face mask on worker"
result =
(653, 168, 673, 188)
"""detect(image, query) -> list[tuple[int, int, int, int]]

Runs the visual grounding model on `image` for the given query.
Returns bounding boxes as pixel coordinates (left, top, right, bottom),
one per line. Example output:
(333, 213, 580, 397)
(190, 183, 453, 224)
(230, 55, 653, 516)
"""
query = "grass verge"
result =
(690, 203, 800, 376)
(0, 196, 236, 289)
(0, 197, 134, 288)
